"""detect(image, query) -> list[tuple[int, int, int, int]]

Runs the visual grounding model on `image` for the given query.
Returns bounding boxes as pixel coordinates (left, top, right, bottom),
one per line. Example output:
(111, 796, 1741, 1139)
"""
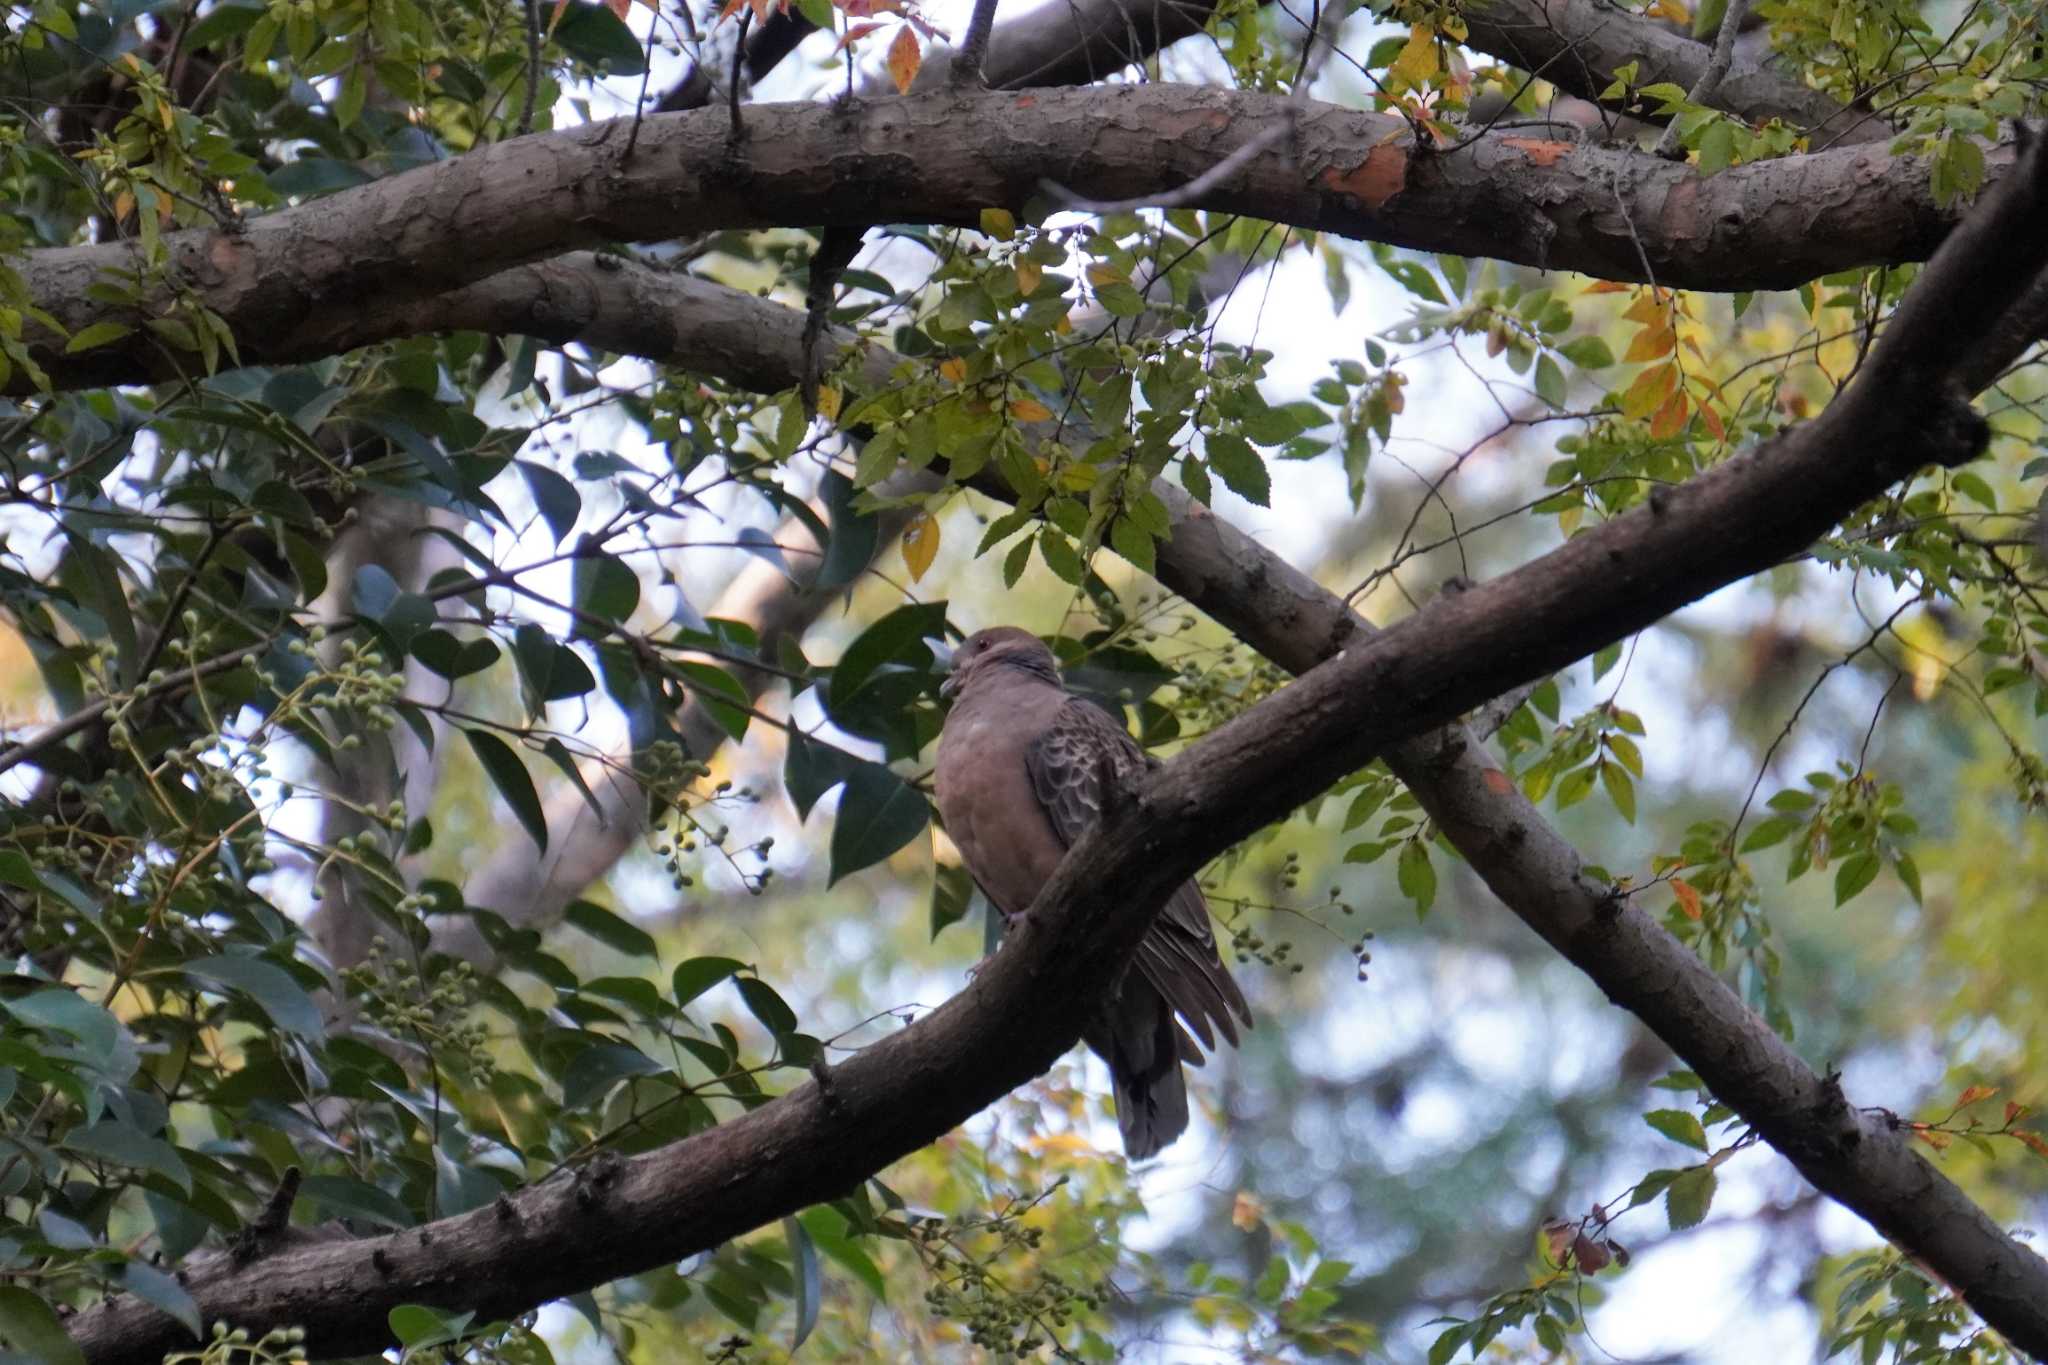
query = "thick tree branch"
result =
(65, 125, 2048, 1365)
(19, 85, 2009, 395)
(1460, 0, 1887, 145)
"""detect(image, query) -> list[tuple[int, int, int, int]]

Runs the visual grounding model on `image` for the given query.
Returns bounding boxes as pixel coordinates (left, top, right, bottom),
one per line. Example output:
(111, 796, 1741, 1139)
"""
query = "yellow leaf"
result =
(1015, 259, 1041, 296)
(1389, 26, 1439, 88)
(979, 207, 1016, 240)
(938, 357, 967, 383)
(1009, 397, 1053, 422)
(815, 385, 841, 423)
(1085, 262, 1126, 288)
(902, 510, 940, 581)
(1231, 1192, 1264, 1232)
(886, 24, 921, 94)
(1053, 312, 1071, 334)
(1620, 362, 1677, 420)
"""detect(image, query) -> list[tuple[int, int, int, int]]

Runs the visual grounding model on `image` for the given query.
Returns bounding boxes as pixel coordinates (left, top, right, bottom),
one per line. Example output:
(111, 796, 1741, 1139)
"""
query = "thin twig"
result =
(1038, 119, 1291, 214)
(1652, 0, 1751, 159)
(728, 10, 753, 139)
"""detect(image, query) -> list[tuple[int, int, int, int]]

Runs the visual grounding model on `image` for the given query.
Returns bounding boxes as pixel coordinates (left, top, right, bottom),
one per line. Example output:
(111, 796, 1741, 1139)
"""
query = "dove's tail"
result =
(1100, 981, 1191, 1159)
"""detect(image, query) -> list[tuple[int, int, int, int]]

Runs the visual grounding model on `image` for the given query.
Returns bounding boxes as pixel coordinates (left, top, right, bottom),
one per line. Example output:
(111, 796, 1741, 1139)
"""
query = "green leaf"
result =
(785, 1216, 822, 1351)
(817, 470, 879, 589)
(1664, 1166, 1717, 1230)
(829, 602, 948, 707)
(798, 1206, 887, 1299)
(1642, 1108, 1709, 1151)
(672, 957, 747, 1010)
(1396, 839, 1437, 917)
(1833, 851, 1881, 906)
(64, 1121, 191, 1194)
(1740, 816, 1802, 852)
(561, 1042, 669, 1110)
(736, 976, 799, 1037)
(1207, 432, 1271, 506)
(1037, 527, 1086, 584)
(0, 1286, 87, 1365)
(552, 1, 648, 73)
(183, 955, 323, 1037)
(63, 321, 135, 354)
(828, 763, 931, 885)
(563, 900, 657, 960)
(571, 550, 640, 634)
(1600, 762, 1636, 824)
(785, 730, 859, 821)
(118, 1262, 201, 1339)
(298, 1174, 414, 1230)
(464, 729, 548, 851)
(930, 861, 976, 939)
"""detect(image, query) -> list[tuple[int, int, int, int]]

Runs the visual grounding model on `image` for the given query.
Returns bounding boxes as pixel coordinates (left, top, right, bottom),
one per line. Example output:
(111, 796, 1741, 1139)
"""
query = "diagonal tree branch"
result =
(1460, 0, 1889, 145)
(18, 85, 2009, 395)
(62, 123, 2048, 1365)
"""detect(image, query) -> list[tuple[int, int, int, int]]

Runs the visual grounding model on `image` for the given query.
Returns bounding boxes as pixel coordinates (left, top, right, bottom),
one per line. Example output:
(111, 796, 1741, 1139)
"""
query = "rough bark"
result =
(1460, 0, 1888, 145)
(20, 84, 2007, 395)
(63, 125, 2048, 1365)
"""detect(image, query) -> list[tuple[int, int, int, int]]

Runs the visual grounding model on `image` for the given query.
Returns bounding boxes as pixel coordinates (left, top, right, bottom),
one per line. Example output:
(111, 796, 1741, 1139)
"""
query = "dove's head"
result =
(940, 626, 1057, 700)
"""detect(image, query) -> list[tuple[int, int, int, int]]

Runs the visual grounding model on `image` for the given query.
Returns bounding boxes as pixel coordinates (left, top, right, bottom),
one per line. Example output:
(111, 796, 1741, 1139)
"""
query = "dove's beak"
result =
(931, 638, 962, 699)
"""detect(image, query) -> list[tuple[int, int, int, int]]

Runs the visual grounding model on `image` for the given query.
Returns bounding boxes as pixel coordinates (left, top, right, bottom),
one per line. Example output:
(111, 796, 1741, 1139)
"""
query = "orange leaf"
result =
(834, 20, 884, 49)
(605, 0, 630, 16)
(1620, 361, 1677, 420)
(886, 24, 922, 94)
(902, 510, 940, 581)
(1649, 391, 1689, 439)
(1913, 1126, 1952, 1151)
(1697, 399, 1726, 442)
(1956, 1085, 1998, 1107)
(1622, 294, 1668, 326)
(1231, 1192, 1264, 1232)
(2006, 1101, 2030, 1124)
(1582, 281, 1632, 294)
(1009, 397, 1053, 422)
(1670, 878, 1703, 921)
(938, 357, 967, 383)
(1624, 325, 1676, 363)
(2015, 1130, 2048, 1159)
(549, 0, 573, 33)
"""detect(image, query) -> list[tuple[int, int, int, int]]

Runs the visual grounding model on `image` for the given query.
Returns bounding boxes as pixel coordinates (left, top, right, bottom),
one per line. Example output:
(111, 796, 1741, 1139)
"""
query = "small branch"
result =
(950, 0, 1001, 87)
(801, 226, 864, 417)
(518, 0, 542, 135)
(728, 10, 753, 140)
(1652, 0, 1751, 158)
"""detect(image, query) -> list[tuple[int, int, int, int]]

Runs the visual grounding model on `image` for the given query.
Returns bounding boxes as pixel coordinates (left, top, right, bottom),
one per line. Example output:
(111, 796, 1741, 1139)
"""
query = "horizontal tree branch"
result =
(64, 123, 2048, 1365)
(20, 84, 2008, 395)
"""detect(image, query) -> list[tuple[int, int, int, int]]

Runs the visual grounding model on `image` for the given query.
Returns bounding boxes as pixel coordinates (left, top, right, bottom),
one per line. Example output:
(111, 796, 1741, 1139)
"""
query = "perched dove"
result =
(933, 626, 1251, 1158)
